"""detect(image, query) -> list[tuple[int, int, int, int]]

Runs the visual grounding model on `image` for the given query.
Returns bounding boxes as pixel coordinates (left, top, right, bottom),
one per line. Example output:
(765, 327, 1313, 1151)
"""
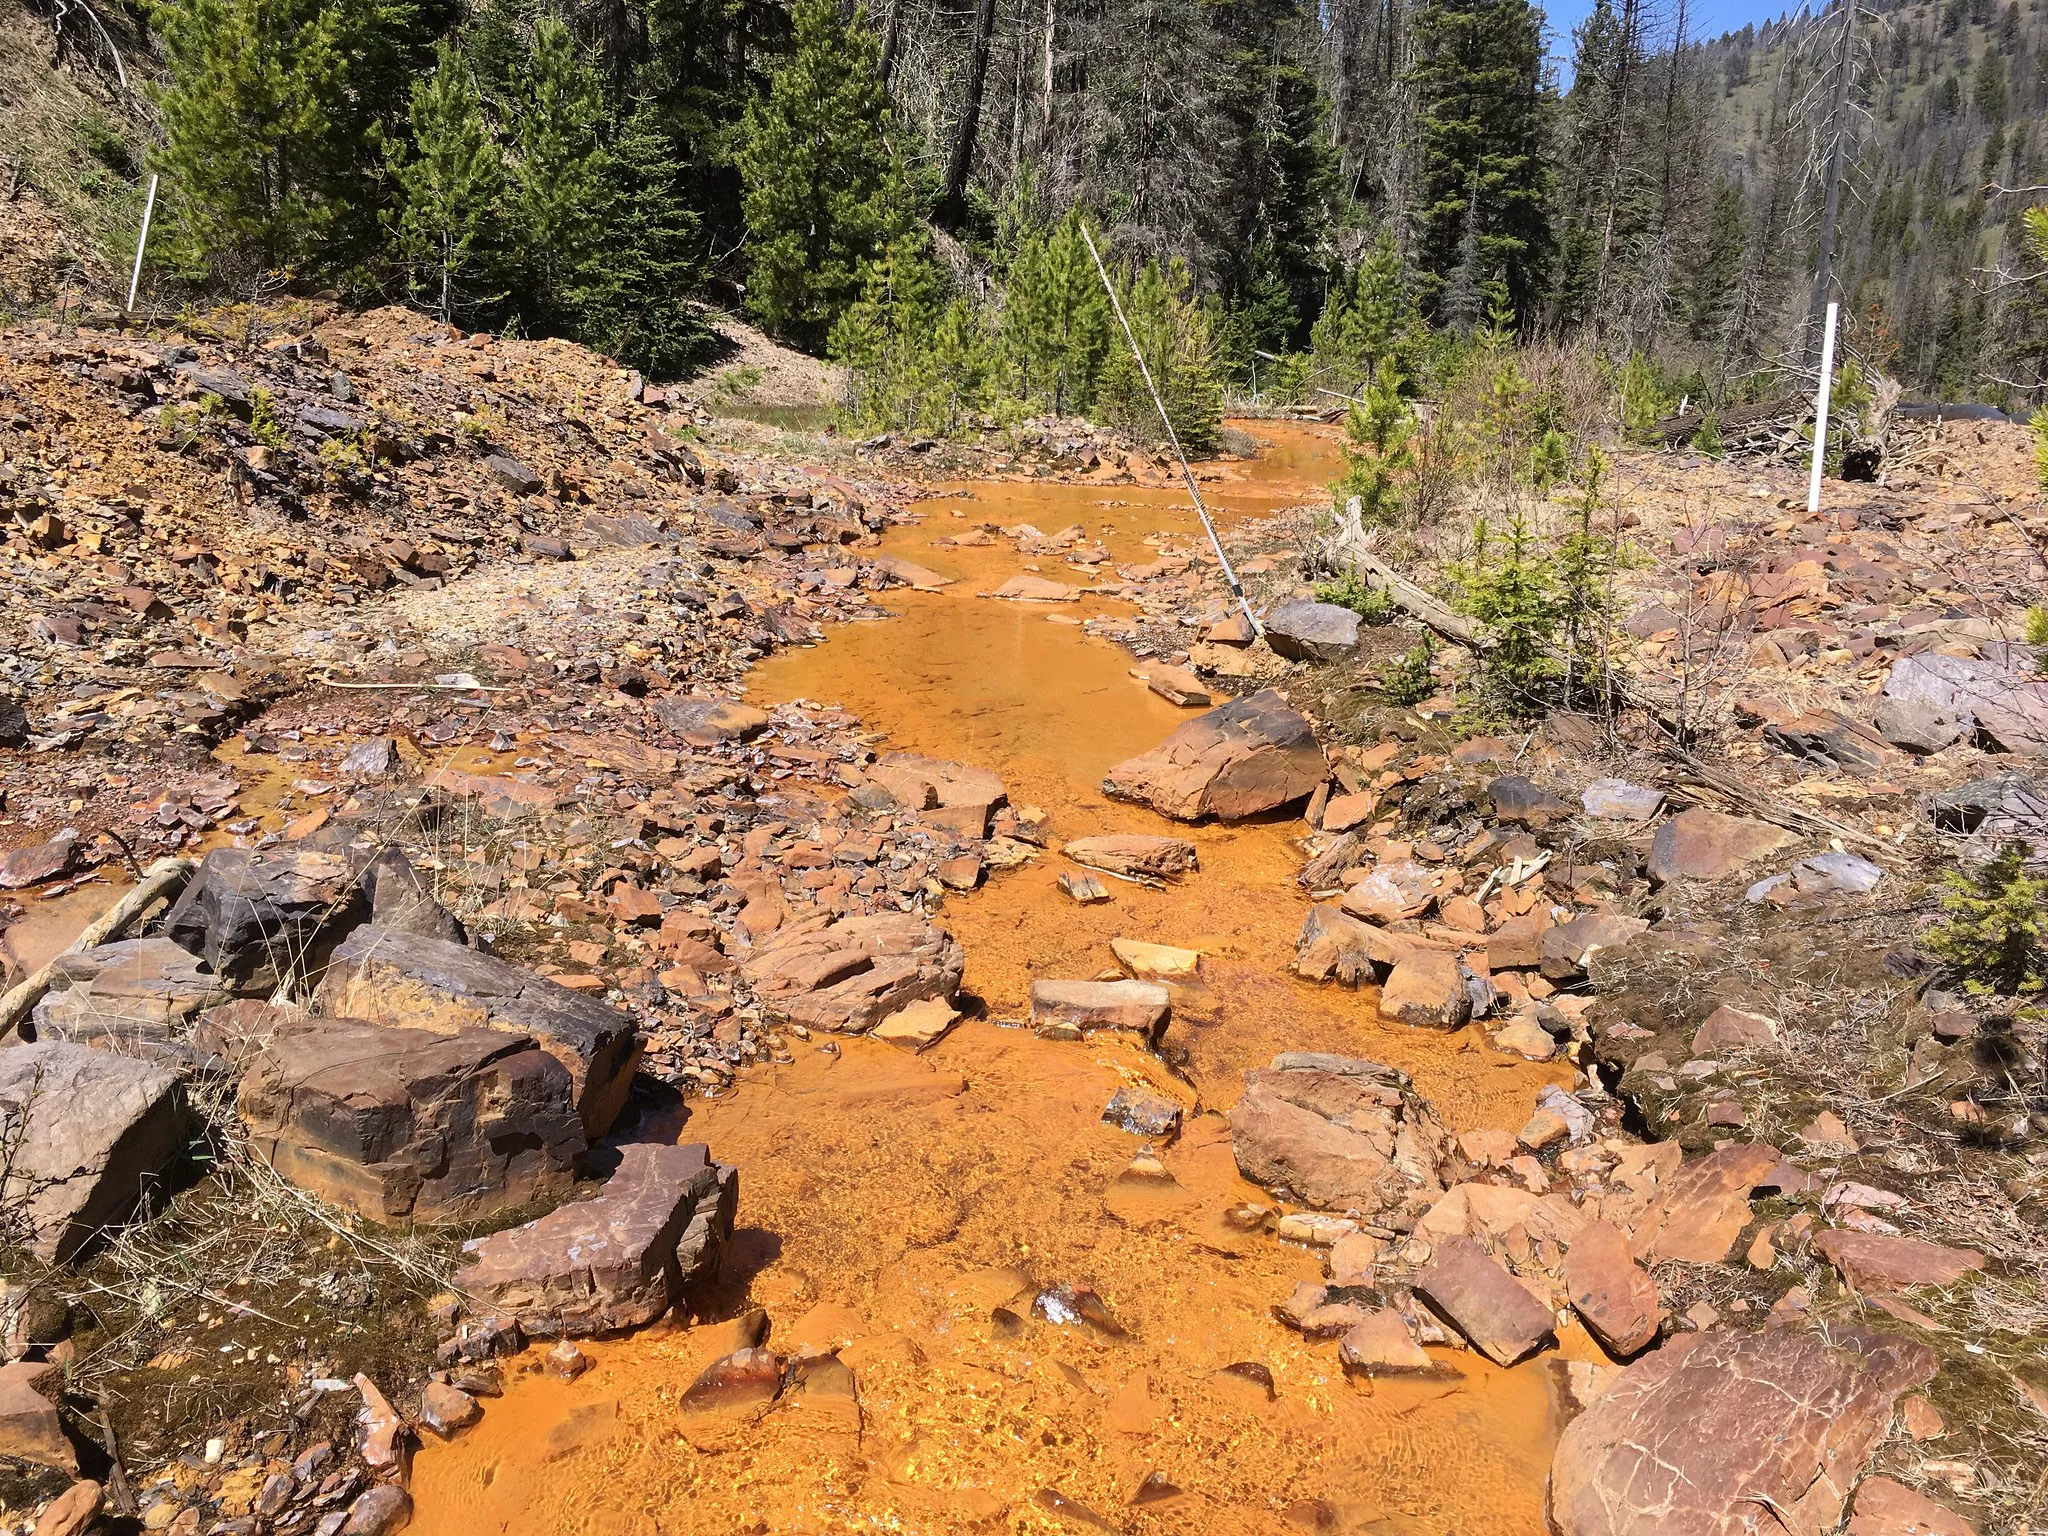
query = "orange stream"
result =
(408, 424, 1568, 1535)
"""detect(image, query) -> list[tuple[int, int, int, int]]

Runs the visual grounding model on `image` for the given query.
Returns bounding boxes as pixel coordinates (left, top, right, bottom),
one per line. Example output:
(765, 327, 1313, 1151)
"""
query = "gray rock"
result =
(340, 737, 398, 777)
(1489, 775, 1570, 827)
(28, 938, 232, 1070)
(297, 404, 363, 437)
(1745, 851, 1886, 903)
(162, 847, 369, 991)
(1873, 693, 1962, 754)
(1580, 778, 1665, 821)
(316, 926, 643, 1140)
(1102, 1085, 1183, 1136)
(483, 453, 542, 495)
(452, 1141, 738, 1337)
(0, 1042, 188, 1262)
(1884, 651, 2048, 757)
(358, 846, 465, 944)
(1539, 914, 1651, 981)
(1263, 600, 1362, 663)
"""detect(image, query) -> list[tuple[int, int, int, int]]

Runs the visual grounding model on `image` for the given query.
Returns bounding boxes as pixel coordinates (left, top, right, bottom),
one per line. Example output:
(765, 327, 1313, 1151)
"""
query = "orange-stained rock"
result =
(1564, 1220, 1662, 1355)
(1103, 689, 1324, 821)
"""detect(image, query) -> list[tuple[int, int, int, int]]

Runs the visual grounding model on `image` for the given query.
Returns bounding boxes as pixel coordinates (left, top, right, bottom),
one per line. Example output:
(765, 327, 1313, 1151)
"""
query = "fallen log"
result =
(1662, 749, 1890, 853)
(0, 857, 196, 1039)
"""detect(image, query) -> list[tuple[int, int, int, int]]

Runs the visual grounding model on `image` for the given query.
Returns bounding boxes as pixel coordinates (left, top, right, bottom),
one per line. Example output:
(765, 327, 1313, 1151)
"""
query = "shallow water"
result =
(408, 424, 1573, 1535)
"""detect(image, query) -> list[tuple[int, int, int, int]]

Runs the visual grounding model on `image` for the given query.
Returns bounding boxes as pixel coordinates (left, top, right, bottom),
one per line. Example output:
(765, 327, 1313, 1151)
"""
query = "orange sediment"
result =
(407, 423, 1574, 1534)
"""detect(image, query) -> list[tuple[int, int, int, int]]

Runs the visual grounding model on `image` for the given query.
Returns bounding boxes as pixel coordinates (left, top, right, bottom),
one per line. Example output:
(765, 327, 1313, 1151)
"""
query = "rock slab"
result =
(0, 1042, 186, 1262)
(1102, 689, 1324, 821)
(1549, 1327, 1938, 1536)
(1414, 1237, 1556, 1365)
(454, 1141, 738, 1337)
(1228, 1053, 1450, 1213)
(740, 911, 965, 1034)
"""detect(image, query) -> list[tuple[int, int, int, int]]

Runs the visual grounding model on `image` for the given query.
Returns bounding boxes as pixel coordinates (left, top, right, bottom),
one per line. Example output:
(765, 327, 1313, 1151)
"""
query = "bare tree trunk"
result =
(937, 0, 1001, 226)
(879, 0, 904, 87)
(1806, 0, 1857, 362)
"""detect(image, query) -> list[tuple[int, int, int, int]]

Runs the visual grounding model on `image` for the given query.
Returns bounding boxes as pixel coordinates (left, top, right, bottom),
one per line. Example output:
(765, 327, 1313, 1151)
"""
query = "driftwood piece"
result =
(0, 857, 195, 1039)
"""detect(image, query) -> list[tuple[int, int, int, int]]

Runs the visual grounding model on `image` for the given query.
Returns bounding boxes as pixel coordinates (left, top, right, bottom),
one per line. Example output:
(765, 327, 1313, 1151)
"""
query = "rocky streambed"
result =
(2, 399, 2041, 1536)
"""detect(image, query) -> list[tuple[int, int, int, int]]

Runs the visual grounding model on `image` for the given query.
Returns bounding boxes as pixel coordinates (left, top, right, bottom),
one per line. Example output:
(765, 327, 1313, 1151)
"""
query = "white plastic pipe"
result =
(126, 173, 158, 314)
(1807, 299, 1839, 515)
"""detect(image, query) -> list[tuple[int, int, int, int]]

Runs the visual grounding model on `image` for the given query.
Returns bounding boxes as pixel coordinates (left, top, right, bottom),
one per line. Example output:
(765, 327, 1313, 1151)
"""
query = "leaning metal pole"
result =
(1079, 224, 1263, 637)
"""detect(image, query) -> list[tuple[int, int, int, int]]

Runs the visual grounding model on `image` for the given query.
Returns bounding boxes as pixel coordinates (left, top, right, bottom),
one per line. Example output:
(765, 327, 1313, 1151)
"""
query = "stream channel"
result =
(408, 422, 1579, 1535)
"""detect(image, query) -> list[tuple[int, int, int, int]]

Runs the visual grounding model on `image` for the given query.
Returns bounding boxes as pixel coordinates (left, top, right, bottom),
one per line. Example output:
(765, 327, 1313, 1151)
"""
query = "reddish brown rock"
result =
(224, 1007, 584, 1224)
(1338, 1311, 1434, 1375)
(342, 1482, 413, 1535)
(419, 1382, 482, 1437)
(1340, 861, 1440, 923)
(316, 925, 644, 1139)
(1379, 951, 1472, 1029)
(1228, 1053, 1451, 1213)
(1647, 809, 1796, 883)
(865, 754, 1007, 828)
(1693, 1005, 1779, 1052)
(1632, 1142, 1781, 1264)
(1414, 1237, 1556, 1365)
(740, 910, 965, 1034)
(1564, 1220, 1662, 1355)
(0, 837, 78, 891)
(1102, 689, 1324, 821)
(30, 937, 230, 1064)
(1549, 1327, 1938, 1536)
(1061, 834, 1199, 882)
(1539, 914, 1651, 982)
(1029, 979, 1170, 1039)
(453, 1142, 738, 1337)
(1847, 1477, 1978, 1536)
(1813, 1231, 1985, 1292)
(0, 1362, 74, 1473)
(0, 1042, 187, 1263)
(31, 1479, 102, 1536)
(1293, 903, 1378, 986)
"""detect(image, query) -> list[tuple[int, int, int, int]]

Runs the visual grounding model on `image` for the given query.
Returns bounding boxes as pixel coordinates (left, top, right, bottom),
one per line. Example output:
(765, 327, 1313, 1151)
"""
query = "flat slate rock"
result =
(740, 910, 965, 1035)
(454, 1141, 738, 1337)
(1884, 651, 2048, 758)
(1061, 835, 1199, 882)
(1813, 1230, 1985, 1292)
(1847, 1476, 1979, 1536)
(0, 1041, 187, 1262)
(1030, 979, 1171, 1039)
(1563, 1219, 1662, 1355)
(1228, 1053, 1450, 1214)
(1647, 808, 1796, 883)
(1414, 1237, 1556, 1365)
(1581, 778, 1665, 821)
(1102, 689, 1325, 821)
(1263, 600, 1362, 663)
(0, 1361, 74, 1472)
(316, 925, 643, 1140)
(651, 695, 771, 747)
(30, 937, 231, 1067)
(1293, 903, 1379, 987)
(1631, 1142, 1781, 1264)
(217, 1004, 585, 1223)
(1549, 1326, 1938, 1536)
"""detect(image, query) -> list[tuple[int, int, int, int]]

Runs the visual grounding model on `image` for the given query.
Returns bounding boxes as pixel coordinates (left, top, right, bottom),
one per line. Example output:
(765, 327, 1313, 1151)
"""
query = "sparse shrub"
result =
(1379, 635, 1438, 706)
(1924, 841, 2047, 996)
(1314, 570, 1398, 625)
(1692, 410, 1724, 457)
(249, 386, 287, 449)
(1446, 509, 1560, 713)
(2026, 606, 2048, 647)
(455, 404, 505, 447)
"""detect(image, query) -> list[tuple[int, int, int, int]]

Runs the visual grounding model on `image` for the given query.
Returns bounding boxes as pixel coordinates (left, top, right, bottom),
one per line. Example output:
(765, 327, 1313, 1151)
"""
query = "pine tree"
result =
(1331, 362, 1417, 528)
(1002, 210, 1110, 415)
(510, 15, 608, 330)
(575, 105, 710, 377)
(1926, 842, 2048, 995)
(830, 234, 950, 430)
(391, 39, 503, 324)
(153, 0, 411, 280)
(1308, 230, 1422, 393)
(1407, 0, 1553, 324)
(738, 0, 908, 351)
(1094, 256, 1222, 454)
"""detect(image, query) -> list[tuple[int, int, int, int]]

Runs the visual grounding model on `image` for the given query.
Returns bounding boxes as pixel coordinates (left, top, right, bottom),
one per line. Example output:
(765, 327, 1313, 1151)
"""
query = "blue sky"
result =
(1544, 0, 1793, 73)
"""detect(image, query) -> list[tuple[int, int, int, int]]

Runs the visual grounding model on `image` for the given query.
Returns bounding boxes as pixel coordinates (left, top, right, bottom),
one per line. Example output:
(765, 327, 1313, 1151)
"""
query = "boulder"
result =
(0, 1042, 187, 1262)
(1539, 914, 1650, 982)
(1847, 1477, 1979, 1536)
(316, 926, 643, 1140)
(221, 1005, 584, 1223)
(866, 754, 1006, 833)
(1339, 1311, 1435, 1375)
(1549, 1327, 1938, 1536)
(739, 911, 965, 1035)
(358, 845, 465, 943)
(1029, 979, 1170, 1040)
(1340, 861, 1439, 923)
(1380, 951, 1471, 1029)
(1564, 1220, 1661, 1355)
(1813, 1231, 1985, 1292)
(1263, 600, 1361, 663)
(1103, 689, 1325, 821)
(1294, 904, 1377, 987)
(0, 1362, 73, 1473)
(652, 695, 771, 747)
(29, 938, 231, 1066)
(1874, 694, 1963, 755)
(31, 1479, 102, 1536)
(1631, 1142, 1781, 1264)
(1228, 1053, 1451, 1213)
(163, 847, 368, 990)
(1489, 775, 1570, 827)
(1647, 809, 1795, 883)
(453, 1141, 738, 1337)
(1883, 651, 2048, 758)
(1413, 1237, 1556, 1365)
(1581, 779, 1665, 821)
(1061, 835, 1199, 882)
